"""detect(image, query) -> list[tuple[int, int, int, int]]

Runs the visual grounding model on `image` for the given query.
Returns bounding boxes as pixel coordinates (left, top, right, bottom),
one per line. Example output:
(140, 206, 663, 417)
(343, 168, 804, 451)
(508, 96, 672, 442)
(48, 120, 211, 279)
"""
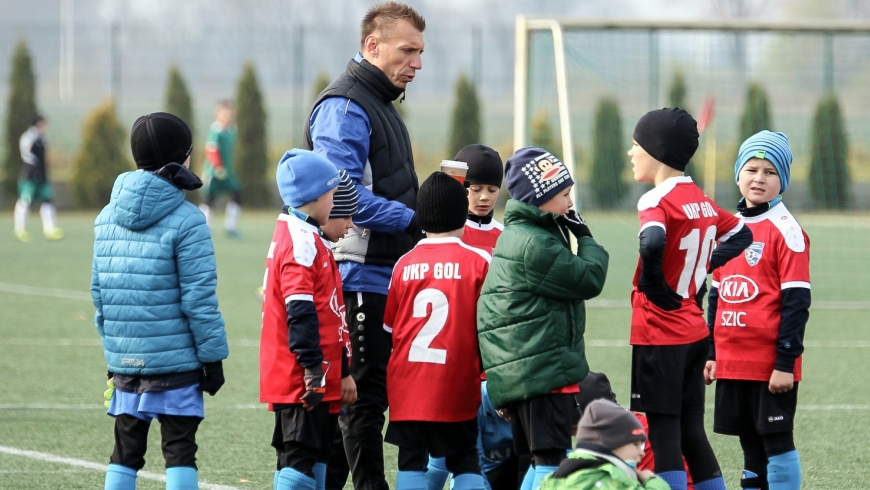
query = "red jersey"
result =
(260, 214, 346, 406)
(630, 177, 744, 346)
(463, 218, 503, 255)
(711, 204, 810, 382)
(384, 237, 491, 422)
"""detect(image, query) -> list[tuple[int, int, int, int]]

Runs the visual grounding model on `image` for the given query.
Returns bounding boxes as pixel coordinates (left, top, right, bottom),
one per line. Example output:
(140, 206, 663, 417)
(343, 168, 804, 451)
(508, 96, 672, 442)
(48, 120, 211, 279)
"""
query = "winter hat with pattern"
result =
(735, 130, 793, 194)
(504, 147, 574, 208)
(329, 170, 359, 218)
(633, 107, 699, 172)
(576, 399, 646, 451)
(455, 144, 504, 188)
(131, 112, 193, 172)
(417, 171, 468, 233)
(276, 149, 340, 208)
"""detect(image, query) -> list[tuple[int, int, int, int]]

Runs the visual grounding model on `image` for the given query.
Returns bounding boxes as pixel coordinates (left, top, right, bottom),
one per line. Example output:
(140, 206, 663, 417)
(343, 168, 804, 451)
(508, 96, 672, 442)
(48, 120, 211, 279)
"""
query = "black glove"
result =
(107, 370, 114, 380)
(695, 278, 708, 309)
(638, 274, 683, 311)
(301, 365, 326, 410)
(556, 210, 592, 238)
(406, 213, 426, 243)
(199, 361, 225, 396)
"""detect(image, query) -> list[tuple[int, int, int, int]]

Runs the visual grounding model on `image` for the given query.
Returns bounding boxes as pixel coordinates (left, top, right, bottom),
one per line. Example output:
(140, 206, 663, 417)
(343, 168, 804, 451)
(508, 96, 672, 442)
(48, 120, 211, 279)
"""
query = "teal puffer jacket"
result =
(477, 199, 609, 408)
(91, 168, 228, 375)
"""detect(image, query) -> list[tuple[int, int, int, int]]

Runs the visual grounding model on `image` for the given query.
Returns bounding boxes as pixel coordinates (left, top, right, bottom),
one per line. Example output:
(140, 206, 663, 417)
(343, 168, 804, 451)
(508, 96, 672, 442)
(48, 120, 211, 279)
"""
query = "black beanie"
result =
(455, 144, 504, 188)
(633, 107, 699, 171)
(576, 372, 618, 416)
(131, 112, 193, 172)
(417, 172, 468, 233)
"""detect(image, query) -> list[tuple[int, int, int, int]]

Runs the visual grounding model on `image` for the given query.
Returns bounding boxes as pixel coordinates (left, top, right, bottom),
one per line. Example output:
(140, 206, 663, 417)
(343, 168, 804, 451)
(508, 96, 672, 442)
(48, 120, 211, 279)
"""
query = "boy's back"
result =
(631, 177, 743, 346)
(385, 237, 490, 422)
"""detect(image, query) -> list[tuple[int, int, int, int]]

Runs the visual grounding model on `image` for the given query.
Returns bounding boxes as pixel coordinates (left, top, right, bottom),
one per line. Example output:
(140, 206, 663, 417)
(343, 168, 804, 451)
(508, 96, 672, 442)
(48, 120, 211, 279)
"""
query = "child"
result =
(477, 147, 610, 490)
(14, 113, 64, 241)
(199, 99, 242, 237)
(261, 149, 356, 490)
(320, 170, 360, 243)
(626, 108, 753, 490)
(540, 400, 670, 490)
(92, 112, 229, 490)
(705, 131, 809, 490)
(455, 144, 505, 253)
(383, 171, 492, 490)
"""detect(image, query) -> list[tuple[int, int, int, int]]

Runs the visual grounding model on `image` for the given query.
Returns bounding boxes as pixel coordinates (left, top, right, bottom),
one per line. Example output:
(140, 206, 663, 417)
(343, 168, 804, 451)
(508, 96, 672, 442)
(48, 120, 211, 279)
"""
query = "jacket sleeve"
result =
(286, 299, 323, 368)
(710, 224, 753, 272)
(525, 234, 609, 301)
(775, 287, 811, 373)
(91, 256, 104, 339)
(175, 211, 229, 364)
(706, 284, 719, 360)
(638, 225, 667, 282)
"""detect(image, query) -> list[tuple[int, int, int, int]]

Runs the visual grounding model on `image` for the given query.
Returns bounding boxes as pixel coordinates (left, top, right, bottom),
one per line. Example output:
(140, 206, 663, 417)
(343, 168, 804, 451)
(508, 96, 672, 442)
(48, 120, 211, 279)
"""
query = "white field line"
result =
(0, 445, 243, 490)
(2, 281, 869, 310)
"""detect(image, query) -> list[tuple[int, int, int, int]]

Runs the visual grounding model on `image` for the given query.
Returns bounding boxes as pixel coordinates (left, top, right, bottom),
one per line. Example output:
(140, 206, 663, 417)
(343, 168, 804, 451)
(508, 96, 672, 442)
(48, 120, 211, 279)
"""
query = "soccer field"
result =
(1, 210, 868, 489)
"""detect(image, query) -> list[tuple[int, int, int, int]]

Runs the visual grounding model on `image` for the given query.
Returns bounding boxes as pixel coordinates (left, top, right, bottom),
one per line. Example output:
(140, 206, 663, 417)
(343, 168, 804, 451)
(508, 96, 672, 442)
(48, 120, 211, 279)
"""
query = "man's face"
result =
(364, 19, 424, 90)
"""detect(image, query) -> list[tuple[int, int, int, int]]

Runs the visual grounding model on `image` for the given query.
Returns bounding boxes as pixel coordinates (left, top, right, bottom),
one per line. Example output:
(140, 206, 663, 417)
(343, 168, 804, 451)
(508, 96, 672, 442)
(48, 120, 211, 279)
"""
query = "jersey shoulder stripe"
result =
(278, 214, 319, 267)
(455, 240, 493, 263)
(742, 204, 806, 253)
(637, 176, 693, 211)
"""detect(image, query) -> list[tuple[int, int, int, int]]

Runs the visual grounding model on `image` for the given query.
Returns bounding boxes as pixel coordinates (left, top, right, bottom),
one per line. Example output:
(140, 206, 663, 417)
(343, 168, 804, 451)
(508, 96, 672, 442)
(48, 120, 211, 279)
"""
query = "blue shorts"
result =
(107, 384, 204, 421)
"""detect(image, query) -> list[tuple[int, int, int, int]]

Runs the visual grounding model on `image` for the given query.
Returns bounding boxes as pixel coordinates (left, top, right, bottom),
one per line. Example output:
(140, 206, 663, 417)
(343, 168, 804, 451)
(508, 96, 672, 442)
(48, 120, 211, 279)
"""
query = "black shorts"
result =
(630, 338, 708, 416)
(511, 394, 578, 455)
(385, 418, 478, 458)
(714, 379, 799, 436)
(271, 403, 335, 456)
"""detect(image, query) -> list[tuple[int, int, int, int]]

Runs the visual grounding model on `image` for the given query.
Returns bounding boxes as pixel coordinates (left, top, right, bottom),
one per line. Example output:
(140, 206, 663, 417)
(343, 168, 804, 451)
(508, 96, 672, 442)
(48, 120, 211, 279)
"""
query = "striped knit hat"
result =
(735, 130, 793, 194)
(329, 170, 359, 218)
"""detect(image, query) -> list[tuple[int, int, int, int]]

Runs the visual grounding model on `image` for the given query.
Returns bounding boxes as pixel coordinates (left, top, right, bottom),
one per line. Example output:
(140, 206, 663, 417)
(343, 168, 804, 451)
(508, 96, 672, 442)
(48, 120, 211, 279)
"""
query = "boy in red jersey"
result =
(455, 144, 505, 253)
(261, 149, 357, 490)
(705, 131, 808, 490)
(627, 108, 753, 490)
(383, 171, 492, 490)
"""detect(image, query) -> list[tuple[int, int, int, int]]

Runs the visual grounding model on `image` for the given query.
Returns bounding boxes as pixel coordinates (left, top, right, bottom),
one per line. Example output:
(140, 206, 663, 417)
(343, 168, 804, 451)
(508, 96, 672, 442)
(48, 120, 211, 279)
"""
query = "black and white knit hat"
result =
(329, 170, 359, 218)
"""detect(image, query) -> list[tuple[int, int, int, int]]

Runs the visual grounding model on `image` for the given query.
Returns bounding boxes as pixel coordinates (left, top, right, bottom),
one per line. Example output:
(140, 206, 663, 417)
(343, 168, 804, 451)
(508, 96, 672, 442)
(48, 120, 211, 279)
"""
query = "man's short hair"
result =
(360, 2, 426, 48)
(215, 99, 233, 111)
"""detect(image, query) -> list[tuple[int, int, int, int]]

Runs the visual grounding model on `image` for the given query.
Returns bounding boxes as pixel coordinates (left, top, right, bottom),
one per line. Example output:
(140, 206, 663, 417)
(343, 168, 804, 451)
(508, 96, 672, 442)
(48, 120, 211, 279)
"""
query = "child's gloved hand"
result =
(557, 210, 592, 238)
(639, 274, 682, 311)
(301, 365, 326, 410)
(213, 166, 227, 180)
(199, 361, 225, 396)
(104, 377, 115, 409)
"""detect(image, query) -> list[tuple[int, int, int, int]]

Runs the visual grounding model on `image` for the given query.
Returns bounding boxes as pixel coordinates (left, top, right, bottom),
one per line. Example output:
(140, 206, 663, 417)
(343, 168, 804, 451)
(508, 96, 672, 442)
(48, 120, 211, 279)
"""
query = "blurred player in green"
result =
(199, 99, 242, 238)
(14, 114, 63, 242)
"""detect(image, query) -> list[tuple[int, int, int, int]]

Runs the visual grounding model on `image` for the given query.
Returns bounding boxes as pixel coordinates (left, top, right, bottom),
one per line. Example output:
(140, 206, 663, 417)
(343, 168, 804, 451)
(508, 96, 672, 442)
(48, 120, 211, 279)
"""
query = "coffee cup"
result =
(440, 160, 468, 184)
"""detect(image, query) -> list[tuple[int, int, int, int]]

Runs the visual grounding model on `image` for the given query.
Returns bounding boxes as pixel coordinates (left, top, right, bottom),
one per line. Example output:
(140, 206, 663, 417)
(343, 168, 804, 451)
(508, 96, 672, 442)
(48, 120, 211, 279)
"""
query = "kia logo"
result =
(719, 275, 759, 304)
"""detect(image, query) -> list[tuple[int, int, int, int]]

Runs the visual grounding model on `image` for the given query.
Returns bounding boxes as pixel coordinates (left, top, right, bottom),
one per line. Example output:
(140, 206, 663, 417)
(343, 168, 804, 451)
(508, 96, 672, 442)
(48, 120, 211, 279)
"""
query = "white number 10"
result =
(677, 226, 717, 298)
(409, 288, 448, 364)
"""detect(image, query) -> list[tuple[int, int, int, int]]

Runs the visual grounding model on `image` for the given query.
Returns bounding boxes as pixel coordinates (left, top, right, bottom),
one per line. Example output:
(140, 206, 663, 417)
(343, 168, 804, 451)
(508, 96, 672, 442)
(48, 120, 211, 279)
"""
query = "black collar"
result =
(466, 210, 493, 225)
(153, 163, 202, 191)
(737, 198, 774, 218)
(347, 58, 405, 103)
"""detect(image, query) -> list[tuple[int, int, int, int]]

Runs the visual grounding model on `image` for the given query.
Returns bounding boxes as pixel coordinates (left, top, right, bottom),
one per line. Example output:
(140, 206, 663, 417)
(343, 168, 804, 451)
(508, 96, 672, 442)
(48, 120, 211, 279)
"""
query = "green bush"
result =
(163, 66, 198, 203)
(740, 82, 771, 142)
(591, 98, 628, 209)
(530, 110, 561, 160)
(311, 71, 331, 103)
(448, 74, 481, 157)
(3, 40, 37, 196)
(235, 63, 270, 207)
(669, 69, 687, 109)
(70, 99, 132, 208)
(809, 94, 850, 210)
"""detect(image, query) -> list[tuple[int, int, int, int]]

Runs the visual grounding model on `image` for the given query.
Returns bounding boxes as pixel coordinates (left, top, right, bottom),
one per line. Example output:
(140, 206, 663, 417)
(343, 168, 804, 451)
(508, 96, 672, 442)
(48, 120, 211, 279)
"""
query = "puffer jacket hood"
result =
(109, 164, 201, 231)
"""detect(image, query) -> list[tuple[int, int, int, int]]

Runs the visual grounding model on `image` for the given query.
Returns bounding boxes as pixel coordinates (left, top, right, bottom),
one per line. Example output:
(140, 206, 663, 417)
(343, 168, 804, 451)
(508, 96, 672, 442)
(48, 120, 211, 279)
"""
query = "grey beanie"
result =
(575, 399, 646, 451)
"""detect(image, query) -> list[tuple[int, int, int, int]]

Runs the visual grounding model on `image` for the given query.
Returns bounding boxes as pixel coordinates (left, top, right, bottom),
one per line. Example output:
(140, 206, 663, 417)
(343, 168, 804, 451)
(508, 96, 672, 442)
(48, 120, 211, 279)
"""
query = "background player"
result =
(383, 171, 491, 490)
(261, 149, 355, 490)
(627, 108, 753, 490)
(705, 131, 809, 490)
(200, 99, 242, 238)
(455, 143, 504, 253)
(14, 113, 63, 241)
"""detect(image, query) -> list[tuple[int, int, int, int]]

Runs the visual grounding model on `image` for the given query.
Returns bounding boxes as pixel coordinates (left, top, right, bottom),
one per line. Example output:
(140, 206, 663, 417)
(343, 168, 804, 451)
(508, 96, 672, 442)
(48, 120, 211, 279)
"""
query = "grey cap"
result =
(575, 399, 646, 451)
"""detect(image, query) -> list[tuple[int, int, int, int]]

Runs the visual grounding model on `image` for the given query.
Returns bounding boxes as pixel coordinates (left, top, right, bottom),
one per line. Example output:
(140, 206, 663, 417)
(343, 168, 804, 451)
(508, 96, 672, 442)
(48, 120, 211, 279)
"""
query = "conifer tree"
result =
(669, 69, 687, 109)
(530, 110, 560, 160)
(740, 82, 772, 142)
(163, 66, 197, 181)
(235, 63, 270, 207)
(809, 94, 850, 209)
(448, 74, 481, 157)
(591, 97, 627, 209)
(3, 40, 37, 196)
(70, 99, 132, 208)
(311, 71, 331, 103)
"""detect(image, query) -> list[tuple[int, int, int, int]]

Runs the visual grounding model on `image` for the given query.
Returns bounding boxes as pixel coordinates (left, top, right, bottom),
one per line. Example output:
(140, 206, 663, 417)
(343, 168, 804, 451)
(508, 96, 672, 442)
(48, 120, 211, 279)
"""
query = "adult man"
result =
(14, 114, 63, 242)
(303, 3, 426, 490)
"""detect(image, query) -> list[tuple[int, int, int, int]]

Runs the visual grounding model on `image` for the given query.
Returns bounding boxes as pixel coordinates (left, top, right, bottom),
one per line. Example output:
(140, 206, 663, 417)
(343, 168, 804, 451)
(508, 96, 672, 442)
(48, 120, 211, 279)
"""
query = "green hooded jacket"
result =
(540, 449, 672, 490)
(477, 199, 609, 408)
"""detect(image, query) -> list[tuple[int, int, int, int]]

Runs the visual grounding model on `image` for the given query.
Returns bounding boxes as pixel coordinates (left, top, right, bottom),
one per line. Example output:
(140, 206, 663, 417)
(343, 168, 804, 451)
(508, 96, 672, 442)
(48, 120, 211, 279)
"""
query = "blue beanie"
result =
(505, 147, 574, 207)
(735, 130, 793, 194)
(276, 149, 340, 207)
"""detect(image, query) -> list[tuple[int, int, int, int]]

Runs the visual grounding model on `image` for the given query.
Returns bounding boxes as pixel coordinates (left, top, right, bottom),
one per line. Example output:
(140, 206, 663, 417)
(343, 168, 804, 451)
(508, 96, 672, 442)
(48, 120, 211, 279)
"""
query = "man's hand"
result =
(769, 370, 794, 394)
(704, 361, 716, 385)
(638, 275, 682, 311)
(213, 166, 227, 180)
(199, 361, 225, 396)
(340, 375, 358, 406)
(556, 210, 592, 239)
(301, 365, 326, 410)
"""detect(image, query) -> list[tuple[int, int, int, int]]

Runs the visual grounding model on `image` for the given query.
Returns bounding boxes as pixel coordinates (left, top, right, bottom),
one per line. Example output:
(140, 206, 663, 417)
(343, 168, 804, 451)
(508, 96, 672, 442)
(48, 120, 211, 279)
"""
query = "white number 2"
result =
(677, 226, 717, 298)
(409, 288, 448, 364)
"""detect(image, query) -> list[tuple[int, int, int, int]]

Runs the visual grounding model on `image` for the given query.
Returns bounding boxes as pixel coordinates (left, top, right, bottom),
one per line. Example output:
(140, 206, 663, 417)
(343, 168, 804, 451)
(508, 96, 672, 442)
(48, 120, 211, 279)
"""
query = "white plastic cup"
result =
(440, 160, 468, 184)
